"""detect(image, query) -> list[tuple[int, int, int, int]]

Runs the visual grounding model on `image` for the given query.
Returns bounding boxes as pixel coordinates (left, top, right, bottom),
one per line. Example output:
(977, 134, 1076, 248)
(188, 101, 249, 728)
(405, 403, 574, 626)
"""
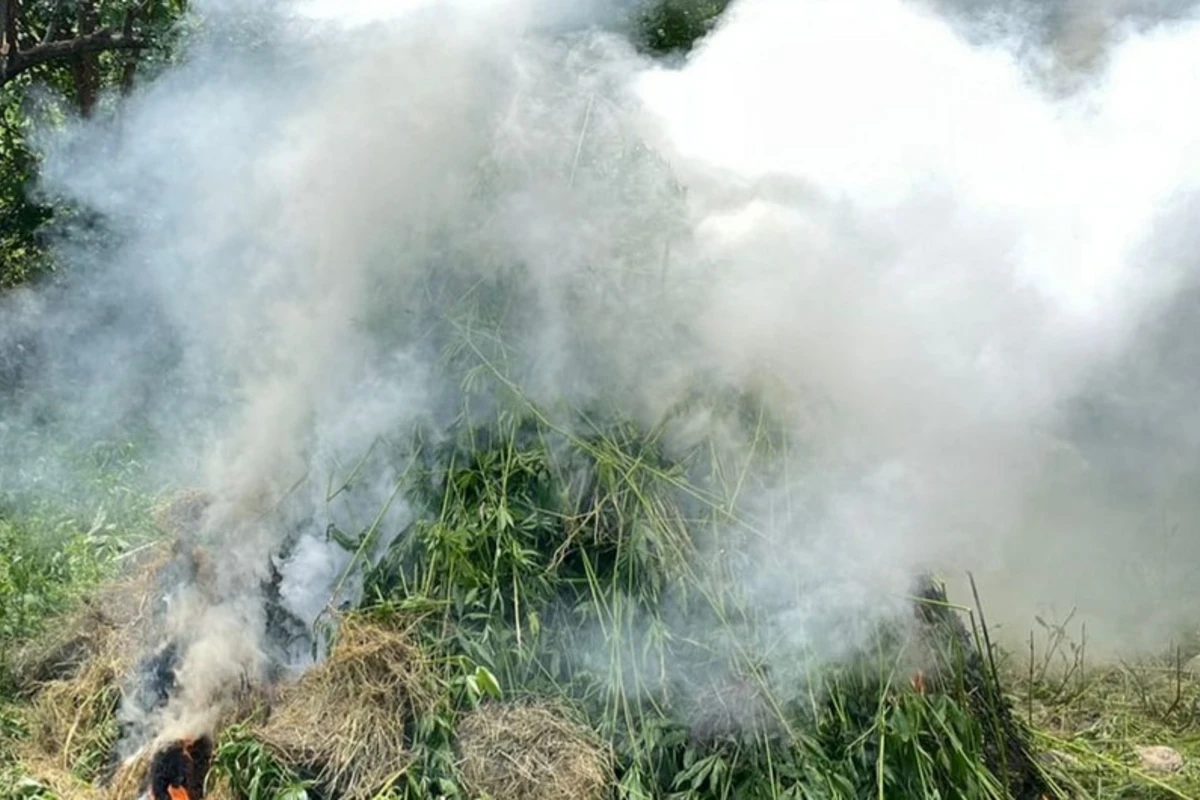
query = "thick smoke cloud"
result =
(4, 0, 1200, 758)
(635, 0, 1200, 649)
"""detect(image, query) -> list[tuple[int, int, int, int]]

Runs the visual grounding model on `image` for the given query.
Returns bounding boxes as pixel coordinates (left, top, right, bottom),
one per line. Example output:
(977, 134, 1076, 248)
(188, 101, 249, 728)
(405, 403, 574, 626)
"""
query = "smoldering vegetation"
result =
(4, 0, 1200, 797)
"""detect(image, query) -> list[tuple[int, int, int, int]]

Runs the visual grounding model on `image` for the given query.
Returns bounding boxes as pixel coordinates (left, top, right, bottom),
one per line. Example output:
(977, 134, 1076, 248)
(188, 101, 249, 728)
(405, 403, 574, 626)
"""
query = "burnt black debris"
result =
(108, 520, 314, 767)
(107, 641, 182, 775)
(148, 736, 213, 800)
(263, 545, 317, 670)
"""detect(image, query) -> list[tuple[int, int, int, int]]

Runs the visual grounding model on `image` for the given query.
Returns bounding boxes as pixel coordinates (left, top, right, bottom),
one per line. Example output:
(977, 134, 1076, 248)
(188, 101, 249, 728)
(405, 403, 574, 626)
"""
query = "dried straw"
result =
(255, 613, 436, 799)
(456, 701, 612, 800)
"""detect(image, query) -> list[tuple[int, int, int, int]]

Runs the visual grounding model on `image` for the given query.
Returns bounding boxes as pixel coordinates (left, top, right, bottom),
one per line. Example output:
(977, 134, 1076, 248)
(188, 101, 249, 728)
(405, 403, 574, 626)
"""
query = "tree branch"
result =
(0, 29, 145, 88)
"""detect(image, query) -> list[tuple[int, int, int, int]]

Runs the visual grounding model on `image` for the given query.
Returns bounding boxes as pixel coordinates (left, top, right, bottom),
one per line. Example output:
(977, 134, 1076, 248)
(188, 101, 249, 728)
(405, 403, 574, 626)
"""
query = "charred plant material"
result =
(109, 640, 183, 773)
(148, 736, 213, 800)
(108, 488, 313, 767)
(912, 574, 1051, 800)
(261, 550, 317, 674)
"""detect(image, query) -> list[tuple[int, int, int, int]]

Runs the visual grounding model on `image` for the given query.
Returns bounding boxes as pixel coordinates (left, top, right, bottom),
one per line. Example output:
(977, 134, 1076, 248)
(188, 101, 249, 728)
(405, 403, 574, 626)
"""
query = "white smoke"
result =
(635, 0, 1200, 648)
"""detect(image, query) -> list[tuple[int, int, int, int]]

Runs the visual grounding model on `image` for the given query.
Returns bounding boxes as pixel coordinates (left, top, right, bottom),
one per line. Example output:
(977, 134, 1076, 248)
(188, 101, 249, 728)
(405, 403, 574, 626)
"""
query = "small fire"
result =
(148, 736, 213, 800)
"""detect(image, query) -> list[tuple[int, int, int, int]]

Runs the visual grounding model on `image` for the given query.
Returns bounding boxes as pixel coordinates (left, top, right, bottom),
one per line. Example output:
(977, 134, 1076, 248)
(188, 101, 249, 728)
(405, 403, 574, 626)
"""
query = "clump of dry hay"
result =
(254, 613, 437, 799)
(103, 748, 152, 800)
(456, 702, 612, 800)
(10, 542, 168, 693)
(12, 688, 148, 800)
(19, 659, 123, 778)
(10, 546, 175, 791)
(9, 542, 178, 797)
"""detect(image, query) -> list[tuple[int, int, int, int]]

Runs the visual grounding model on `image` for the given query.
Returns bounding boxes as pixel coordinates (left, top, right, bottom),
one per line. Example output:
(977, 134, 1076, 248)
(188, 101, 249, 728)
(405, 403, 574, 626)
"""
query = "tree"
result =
(2, 0, 188, 116)
(0, 1, 186, 288)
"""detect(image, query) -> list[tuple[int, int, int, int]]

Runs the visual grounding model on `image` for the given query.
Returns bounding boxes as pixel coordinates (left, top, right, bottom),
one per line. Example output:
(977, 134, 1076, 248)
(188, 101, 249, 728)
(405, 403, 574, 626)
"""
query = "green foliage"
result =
(0, 708, 51, 800)
(0, 438, 158, 696)
(636, 0, 731, 56)
(212, 726, 318, 800)
(0, 87, 53, 288)
(0, 0, 190, 290)
(346, 363, 1040, 800)
(0, 513, 113, 644)
(0, 770, 56, 800)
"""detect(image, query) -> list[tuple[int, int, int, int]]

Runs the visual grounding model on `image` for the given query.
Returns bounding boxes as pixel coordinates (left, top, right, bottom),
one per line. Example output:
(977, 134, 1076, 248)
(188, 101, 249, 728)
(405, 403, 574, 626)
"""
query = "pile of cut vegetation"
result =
(0, 542, 166, 799)
(7, 385, 1199, 799)
(218, 381, 1062, 800)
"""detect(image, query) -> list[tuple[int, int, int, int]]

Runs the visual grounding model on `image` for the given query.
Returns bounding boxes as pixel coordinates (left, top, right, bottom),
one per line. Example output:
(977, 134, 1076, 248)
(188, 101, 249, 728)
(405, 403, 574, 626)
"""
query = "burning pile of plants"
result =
(0, 360, 1091, 800)
(0, 401, 1035, 800)
(9, 0, 1200, 797)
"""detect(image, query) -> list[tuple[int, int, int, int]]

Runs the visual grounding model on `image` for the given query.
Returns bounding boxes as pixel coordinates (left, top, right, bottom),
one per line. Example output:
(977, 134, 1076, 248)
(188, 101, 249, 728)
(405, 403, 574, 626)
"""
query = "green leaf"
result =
(473, 665, 502, 699)
(327, 526, 361, 551)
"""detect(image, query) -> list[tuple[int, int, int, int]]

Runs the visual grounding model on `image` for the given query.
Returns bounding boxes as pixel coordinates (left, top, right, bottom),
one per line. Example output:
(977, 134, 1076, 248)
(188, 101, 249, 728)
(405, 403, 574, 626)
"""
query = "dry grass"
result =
(1018, 656, 1200, 799)
(6, 751, 107, 800)
(8, 731, 149, 800)
(254, 613, 437, 799)
(10, 605, 131, 696)
(456, 701, 612, 800)
(7, 543, 179, 799)
(10, 544, 166, 695)
(103, 748, 152, 800)
(201, 774, 239, 800)
(19, 657, 122, 777)
(151, 489, 213, 539)
(11, 548, 173, 791)
(17, 711, 244, 800)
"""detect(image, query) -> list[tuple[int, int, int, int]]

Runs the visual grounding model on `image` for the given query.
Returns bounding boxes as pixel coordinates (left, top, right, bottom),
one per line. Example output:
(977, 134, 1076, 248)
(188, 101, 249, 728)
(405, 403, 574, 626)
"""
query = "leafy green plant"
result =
(347, 364, 1045, 800)
(212, 725, 317, 800)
